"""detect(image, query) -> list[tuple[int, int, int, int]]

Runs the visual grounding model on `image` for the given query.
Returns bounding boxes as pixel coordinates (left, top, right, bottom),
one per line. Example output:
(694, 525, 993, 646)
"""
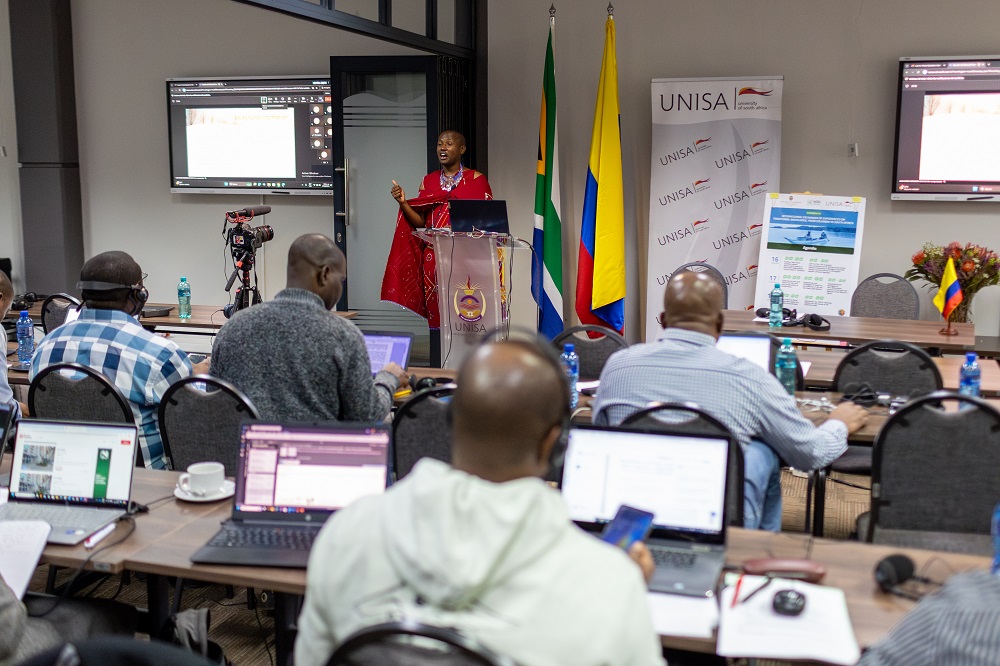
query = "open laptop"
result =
(449, 199, 510, 235)
(0, 420, 138, 545)
(191, 421, 391, 568)
(561, 425, 730, 597)
(363, 331, 413, 375)
(717, 332, 774, 373)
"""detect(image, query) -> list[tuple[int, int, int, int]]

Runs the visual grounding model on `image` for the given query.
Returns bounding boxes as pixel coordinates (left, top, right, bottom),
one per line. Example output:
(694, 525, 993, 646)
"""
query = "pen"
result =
(731, 573, 744, 608)
(84, 522, 117, 549)
(739, 576, 775, 605)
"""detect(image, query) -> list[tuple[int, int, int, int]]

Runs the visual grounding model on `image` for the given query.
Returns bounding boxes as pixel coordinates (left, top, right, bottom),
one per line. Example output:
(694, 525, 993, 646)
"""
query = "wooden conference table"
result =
(7, 461, 991, 662)
(721, 309, 975, 352)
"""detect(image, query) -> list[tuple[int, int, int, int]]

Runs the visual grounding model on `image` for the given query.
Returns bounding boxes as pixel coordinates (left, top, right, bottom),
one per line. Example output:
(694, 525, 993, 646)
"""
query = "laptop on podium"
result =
(448, 199, 510, 235)
(0, 420, 138, 545)
(191, 421, 391, 568)
(561, 425, 730, 597)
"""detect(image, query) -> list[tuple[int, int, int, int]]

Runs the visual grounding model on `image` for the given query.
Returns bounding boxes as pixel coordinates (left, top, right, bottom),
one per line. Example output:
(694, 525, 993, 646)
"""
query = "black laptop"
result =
(449, 199, 510, 235)
(561, 425, 730, 597)
(191, 421, 391, 568)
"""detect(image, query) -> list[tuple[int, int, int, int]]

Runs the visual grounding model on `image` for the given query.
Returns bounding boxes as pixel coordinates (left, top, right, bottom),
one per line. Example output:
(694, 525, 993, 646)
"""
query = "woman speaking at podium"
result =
(380, 130, 492, 364)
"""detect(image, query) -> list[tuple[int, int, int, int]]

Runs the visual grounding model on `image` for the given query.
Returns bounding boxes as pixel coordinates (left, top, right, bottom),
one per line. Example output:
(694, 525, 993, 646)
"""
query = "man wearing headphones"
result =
(30, 251, 209, 469)
(295, 340, 665, 666)
(593, 272, 867, 531)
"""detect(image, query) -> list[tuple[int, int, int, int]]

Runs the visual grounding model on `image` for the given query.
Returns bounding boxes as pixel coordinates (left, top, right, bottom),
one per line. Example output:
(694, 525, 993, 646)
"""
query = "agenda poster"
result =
(752, 193, 866, 317)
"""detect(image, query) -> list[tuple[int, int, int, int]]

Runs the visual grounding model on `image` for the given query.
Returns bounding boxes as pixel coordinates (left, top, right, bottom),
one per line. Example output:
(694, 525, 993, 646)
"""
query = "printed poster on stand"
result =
(752, 193, 866, 317)
(645, 76, 783, 342)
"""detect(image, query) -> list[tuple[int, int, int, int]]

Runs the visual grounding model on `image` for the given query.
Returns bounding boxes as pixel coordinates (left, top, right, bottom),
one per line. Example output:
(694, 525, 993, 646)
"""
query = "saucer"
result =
(174, 479, 235, 503)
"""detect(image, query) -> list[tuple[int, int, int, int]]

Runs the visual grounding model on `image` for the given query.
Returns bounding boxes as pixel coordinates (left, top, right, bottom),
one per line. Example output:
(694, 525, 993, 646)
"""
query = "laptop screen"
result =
(561, 427, 728, 536)
(448, 199, 510, 235)
(234, 422, 390, 520)
(8, 420, 138, 507)
(716, 333, 773, 372)
(363, 332, 413, 375)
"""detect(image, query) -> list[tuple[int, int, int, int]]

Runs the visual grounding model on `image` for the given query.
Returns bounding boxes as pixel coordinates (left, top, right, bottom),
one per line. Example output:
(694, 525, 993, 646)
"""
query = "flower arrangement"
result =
(905, 242, 1000, 321)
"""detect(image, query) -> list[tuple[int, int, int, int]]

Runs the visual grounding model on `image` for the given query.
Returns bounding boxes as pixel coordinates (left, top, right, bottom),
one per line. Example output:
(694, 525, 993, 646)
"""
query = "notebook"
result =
(190, 421, 391, 568)
(716, 333, 774, 372)
(0, 420, 138, 545)
(561, 425, 730, 597)
(449, 199, 510, 235)
(362, 331, 413, 375)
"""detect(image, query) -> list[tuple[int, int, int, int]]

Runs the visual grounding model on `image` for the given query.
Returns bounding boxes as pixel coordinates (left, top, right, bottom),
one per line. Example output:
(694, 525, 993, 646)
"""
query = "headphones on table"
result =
(77, 280, 149, 314)
(754, 308, 831, 332)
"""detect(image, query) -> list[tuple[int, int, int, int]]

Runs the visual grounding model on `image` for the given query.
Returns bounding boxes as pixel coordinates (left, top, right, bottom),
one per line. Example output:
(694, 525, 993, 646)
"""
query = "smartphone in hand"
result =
(601, 505, 655, 550)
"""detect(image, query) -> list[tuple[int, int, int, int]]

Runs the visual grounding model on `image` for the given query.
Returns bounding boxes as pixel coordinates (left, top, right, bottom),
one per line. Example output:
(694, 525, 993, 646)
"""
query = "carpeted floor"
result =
(26, 467, 872, 665)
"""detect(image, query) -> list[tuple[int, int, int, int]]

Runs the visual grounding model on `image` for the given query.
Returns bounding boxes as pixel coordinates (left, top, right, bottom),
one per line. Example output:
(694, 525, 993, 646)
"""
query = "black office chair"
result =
(40, 292, 82, 333)
(850, 273, 920, 320)
(17, 637, 219, 666)
(158, 375, 260, 475)
(391, 385, 456, 481)
(327, 621, 517, 666)
(29, 363, 133, 424)
(807, 340, 944, 536)
(858, 391, 1000, 555)
(672, 262, 729, 309)
(551, 324, 628, 381)
(621, 402, 744, 527)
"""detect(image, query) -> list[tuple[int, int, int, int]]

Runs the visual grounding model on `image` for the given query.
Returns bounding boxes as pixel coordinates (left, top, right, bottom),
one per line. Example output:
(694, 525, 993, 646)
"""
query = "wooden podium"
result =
(414, 229, 527, 369)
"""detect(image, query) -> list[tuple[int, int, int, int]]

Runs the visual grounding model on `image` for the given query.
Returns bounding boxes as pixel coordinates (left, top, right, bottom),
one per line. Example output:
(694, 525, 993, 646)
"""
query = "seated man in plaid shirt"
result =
(30, 251, 209, 469)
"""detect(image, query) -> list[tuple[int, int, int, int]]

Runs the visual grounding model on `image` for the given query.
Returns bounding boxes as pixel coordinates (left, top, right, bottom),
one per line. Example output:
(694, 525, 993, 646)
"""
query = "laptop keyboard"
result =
(208, 525, 320, 551)
(650, 547, 698, 569)
(0, 503, 118, 527)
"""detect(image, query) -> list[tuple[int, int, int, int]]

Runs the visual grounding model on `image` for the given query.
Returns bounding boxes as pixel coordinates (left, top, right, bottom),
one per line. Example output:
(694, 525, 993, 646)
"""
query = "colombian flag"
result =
(575, 15, 625, 334)
(933, 257, 963, 321)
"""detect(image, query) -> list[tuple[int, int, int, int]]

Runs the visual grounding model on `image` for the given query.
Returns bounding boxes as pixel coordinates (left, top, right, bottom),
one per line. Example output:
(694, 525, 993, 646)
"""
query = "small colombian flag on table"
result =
(933, 256, 963, 321)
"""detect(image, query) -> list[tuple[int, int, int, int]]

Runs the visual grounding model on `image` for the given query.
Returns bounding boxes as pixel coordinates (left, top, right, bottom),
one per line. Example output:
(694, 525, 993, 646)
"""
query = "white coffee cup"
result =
(177, 461, 225, 497)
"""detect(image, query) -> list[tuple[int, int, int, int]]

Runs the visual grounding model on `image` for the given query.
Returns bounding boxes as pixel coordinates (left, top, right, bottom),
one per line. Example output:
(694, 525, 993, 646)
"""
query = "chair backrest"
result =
(672, 262, 729, 309)
(158, 375, 261, 475)
(327, 621, 516, 666)
(391, 386, 456, 481)
(850, 273, 920, 320)
(551, 325, 628, 381)
(620, 402, 744, 526)
(832, 340, 942, 399)
(866, 392, 1000, 553)
(29, 363, 133, 425)
(40, 293, 82, 333)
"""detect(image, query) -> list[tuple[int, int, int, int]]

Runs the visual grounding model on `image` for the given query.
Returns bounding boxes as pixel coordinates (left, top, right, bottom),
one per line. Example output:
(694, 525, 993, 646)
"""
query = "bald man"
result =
(211, 234, 407, 421)
(593, 272, 867, 531)
(295, 341, 665, 666)
(0, 272, 27, 417)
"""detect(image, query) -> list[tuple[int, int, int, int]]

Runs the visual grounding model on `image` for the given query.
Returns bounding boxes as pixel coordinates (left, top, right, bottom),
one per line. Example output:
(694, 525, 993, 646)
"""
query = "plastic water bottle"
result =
(177, 277, 192, 319)
(560, 343, 580, 409)
(992, 502, 1000, 574)
(776, 338, 798, 395)
(769, 283, 784, 327)
(959, 351, 981, 399)
(16, 310, 34, 365)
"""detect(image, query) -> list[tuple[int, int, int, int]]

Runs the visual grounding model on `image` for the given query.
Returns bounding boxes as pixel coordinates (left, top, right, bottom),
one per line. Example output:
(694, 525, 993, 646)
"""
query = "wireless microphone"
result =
(874, 554, 934, 601)
(226, 205, 271, 219)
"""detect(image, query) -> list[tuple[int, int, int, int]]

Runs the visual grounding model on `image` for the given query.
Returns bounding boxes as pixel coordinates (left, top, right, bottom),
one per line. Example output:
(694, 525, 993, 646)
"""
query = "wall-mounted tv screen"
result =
(892, 56, 1000, 202)
(167, 76, 334, 196)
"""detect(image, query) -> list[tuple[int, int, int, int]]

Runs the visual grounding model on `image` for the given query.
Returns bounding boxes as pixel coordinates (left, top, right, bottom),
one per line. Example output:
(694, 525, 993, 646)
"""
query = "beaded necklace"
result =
(440, 164, 464, 192)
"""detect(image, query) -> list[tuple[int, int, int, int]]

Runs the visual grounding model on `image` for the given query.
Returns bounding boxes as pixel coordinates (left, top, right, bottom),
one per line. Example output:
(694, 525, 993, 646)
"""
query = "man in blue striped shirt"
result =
(30, 252, 209, 469)
(593, 272, 867, 531)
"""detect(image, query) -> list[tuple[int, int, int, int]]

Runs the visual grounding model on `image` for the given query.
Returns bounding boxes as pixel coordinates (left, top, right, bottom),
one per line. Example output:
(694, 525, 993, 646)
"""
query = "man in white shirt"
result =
(295, 340, 665, 666)
(0, 272, 27, 416)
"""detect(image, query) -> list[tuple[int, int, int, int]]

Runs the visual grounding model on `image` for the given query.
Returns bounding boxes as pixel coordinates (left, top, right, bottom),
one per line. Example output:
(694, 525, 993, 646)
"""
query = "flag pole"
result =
(939, 311, 958, 336)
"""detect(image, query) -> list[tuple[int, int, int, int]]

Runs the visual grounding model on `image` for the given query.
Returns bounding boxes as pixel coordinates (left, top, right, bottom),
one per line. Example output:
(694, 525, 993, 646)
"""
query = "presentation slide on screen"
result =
(185, 108, 296, 178)
(12, 424, 133, 501)
(561, 430, 726, 533)
(753, 193, 866, 316)
(919, 93, 1000, 182)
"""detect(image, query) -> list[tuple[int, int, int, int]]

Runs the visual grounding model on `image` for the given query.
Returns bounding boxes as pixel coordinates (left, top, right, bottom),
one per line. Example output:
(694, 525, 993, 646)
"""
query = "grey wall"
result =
(488, 0, 1000, 338)
(0, 0, 23, 291)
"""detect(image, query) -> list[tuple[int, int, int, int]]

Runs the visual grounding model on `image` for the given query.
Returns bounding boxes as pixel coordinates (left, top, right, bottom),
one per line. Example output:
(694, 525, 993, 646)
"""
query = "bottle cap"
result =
(783, 338, 792, 345)
(180, 277, 187, 281)
(774, 283, 780, 288)
(967, 351, 977, 362)
(564, 343, 575, 353)
(20, 310, 28, 316)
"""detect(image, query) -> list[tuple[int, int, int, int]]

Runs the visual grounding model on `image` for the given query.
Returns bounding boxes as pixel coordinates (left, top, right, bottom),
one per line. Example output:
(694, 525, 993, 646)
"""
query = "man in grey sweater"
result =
(211, 234, 406, 422)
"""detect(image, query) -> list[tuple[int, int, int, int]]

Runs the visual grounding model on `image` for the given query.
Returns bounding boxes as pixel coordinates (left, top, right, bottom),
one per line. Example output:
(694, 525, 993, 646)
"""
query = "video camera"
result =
(222, 206, 274, 318)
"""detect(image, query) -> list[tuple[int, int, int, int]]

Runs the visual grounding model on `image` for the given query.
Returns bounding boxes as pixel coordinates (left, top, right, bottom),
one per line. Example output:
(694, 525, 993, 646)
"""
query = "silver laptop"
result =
(1, 420, 138, 545)
(717, 332, 774, 372)
(561, 425, 730, 597)
(362, 331, 413, 376)
(191, 421, 391, 568)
